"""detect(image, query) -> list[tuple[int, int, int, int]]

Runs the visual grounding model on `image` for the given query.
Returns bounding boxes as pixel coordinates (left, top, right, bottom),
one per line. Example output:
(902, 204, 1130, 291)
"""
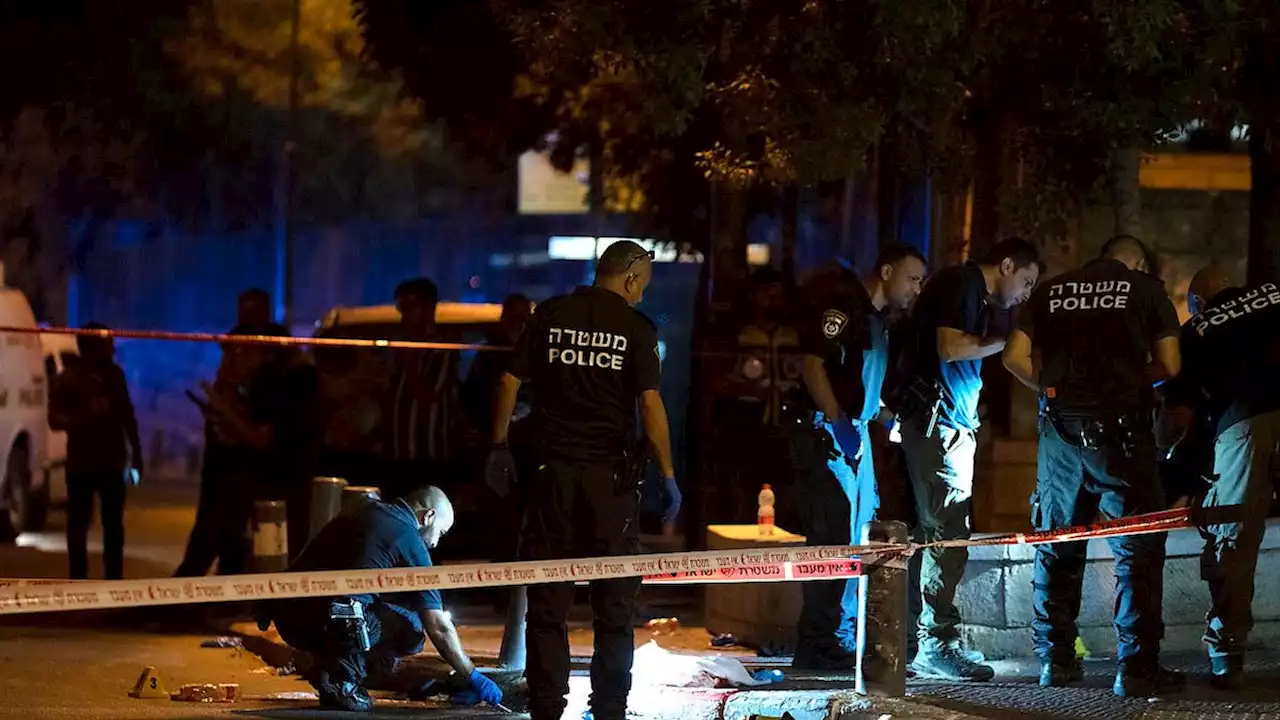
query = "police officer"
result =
(1167, 267, 1280, 688)
(791, 244, 925, 671)
(897, 237, 1041, 681)
(263, 486, 502, 712)
(1003, 235, 1183, 697)
(491, 240, 680, 720)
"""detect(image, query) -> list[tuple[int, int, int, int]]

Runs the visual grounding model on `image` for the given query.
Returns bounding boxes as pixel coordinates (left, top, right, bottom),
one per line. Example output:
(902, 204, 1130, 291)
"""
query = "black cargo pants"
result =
(1032, 415, 1167, 665)
(520, 458, 642, 720)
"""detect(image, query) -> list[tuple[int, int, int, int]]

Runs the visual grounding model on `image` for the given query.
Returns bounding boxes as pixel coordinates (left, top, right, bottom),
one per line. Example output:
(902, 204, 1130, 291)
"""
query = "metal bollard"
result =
(857, 519, 909, 697)
(497, 585, 527, 670)
(341, 486, 381, 515)
(309, 477, 348, 540)
(252, 500, 289, 573)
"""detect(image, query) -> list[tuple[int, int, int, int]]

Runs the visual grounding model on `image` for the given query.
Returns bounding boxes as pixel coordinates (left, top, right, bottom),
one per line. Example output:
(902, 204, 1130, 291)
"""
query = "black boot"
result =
(1209, 654, 1245, 691)
(1113, 661, 1185, 698)
(1039, 656, 1084, 688)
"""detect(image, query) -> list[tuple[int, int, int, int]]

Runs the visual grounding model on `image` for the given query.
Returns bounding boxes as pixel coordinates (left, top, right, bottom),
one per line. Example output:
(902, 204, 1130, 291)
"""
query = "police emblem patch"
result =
(821, 310, 848, 339)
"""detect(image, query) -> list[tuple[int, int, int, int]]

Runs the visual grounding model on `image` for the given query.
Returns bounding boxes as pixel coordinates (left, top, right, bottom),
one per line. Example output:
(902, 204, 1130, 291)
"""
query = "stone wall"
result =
(957, 521, 1280, 660)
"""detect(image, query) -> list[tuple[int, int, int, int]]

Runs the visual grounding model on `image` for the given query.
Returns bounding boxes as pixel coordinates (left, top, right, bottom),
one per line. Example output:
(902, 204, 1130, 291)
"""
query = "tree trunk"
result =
(778, 184, 798, 286)
(969, 112, 1003, 259)
(1110, 146, 1144, 240)
(1248, 117, 1280, 286)
(876, 137, 901, 248)
(708, 181, 748, 321)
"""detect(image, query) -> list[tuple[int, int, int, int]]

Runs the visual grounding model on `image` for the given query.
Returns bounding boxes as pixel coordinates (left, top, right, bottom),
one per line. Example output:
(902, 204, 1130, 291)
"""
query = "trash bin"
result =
(252, 500, 289, 573)
(309, 477, 348, 540)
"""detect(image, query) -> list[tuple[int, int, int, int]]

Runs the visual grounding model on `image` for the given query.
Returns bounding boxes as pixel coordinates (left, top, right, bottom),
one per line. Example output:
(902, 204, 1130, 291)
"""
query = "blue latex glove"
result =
(830, 418, 863, 460)
(468, 669, 503, 706)
(659, 476, 682, 524)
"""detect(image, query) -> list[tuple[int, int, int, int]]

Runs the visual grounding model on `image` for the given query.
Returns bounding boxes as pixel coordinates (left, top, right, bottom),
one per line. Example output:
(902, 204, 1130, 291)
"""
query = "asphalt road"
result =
(0, 484, 521, 718)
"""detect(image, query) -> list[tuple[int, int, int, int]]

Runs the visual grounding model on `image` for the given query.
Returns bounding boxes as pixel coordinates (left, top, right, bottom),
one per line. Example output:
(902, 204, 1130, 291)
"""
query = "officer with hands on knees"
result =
(1003, 235, 1184, 697)
(265, 486, 501, 713)
(790, 244, 926, 671)
(491, 239, 680, 720)
(1165, 266, 1280, 689)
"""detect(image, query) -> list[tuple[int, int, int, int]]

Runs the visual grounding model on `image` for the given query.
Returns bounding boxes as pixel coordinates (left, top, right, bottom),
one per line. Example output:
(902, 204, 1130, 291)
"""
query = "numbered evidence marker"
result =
(128, 666, 168, 699)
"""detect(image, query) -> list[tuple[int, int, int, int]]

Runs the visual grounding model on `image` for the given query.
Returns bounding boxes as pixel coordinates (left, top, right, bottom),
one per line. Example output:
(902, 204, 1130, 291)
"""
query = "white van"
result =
(0, 285, 50, 540)
(40, 332, 79, 511)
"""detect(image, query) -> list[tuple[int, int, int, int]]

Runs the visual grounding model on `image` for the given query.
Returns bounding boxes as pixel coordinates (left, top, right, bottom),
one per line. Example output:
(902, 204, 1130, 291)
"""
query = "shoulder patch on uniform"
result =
(821, 310, 849, 339)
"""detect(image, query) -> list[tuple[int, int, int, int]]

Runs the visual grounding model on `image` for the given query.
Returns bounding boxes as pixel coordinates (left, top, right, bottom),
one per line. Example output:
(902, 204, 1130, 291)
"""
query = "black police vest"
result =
(1037, 265, 1152, 415)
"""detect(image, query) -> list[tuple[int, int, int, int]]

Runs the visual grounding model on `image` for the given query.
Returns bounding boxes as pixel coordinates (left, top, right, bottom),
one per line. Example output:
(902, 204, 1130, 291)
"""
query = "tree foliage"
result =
(168, 0, 474, 224)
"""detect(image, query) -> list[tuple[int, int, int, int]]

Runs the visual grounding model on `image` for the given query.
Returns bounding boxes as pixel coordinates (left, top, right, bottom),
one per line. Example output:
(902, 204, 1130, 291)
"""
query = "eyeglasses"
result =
(623, 249, 655, 275)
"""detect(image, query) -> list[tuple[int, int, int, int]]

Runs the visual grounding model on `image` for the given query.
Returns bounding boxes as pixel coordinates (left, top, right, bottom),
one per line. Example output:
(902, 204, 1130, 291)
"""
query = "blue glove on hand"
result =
(660, 476, 682, 524)
(830, 418, 863, 460)
(468, 669, 503, 706)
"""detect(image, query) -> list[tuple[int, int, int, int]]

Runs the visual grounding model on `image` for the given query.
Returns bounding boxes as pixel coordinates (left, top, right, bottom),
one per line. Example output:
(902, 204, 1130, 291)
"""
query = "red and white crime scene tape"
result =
(0, 544, 896, 615)
(0, 325, 507, 352)
(0, 508, 1192, 616)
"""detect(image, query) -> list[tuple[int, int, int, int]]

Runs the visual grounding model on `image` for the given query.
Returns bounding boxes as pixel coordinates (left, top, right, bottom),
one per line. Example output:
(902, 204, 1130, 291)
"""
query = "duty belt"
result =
(1042, 399, 1149, 458)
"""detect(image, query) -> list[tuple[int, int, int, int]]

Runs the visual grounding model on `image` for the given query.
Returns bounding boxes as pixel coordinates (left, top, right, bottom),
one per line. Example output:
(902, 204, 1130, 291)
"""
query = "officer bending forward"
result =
(1003, 235, 1183, 697)
(492, 240, 680, 720)
(263, 487, 501, 712)
(1169, 268, 1280, 688)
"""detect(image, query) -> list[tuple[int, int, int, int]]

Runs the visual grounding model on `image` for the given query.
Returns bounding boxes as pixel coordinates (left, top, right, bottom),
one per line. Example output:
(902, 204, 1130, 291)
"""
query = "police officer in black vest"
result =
(790, 244, 925, 671)
(1166, 267, 1280, 689)
(1003, 235, 1184, 697)
(490, 240, 680, 720)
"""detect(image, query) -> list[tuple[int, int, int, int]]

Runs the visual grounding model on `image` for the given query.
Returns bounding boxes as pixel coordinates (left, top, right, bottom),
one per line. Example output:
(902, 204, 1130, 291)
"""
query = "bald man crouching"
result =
(261, 486, 502, 712)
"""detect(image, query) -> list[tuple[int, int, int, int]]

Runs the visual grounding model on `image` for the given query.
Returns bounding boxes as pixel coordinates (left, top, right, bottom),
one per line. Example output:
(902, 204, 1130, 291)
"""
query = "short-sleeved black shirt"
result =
(799, 276, 890, 423)
(291, 499, 443, 616)
(1176, 282, 1280, 436)
(509, 286, 661, 463)
(1019, 257, 1180, 415)
(901, 263, 990, 430)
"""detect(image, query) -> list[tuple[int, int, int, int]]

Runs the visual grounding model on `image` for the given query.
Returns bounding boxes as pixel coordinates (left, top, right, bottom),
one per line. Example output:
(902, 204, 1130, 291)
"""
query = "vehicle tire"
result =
(0, 444, 32, 542)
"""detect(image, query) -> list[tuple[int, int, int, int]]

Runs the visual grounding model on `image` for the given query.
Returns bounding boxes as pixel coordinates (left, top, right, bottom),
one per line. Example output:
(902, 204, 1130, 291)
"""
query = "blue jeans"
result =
(790, 418, 877, 652)
(1031, 417, 1167, 664)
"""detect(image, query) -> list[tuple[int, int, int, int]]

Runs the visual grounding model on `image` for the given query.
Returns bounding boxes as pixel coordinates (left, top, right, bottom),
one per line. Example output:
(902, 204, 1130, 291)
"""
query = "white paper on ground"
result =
(631, 641, 766, 688)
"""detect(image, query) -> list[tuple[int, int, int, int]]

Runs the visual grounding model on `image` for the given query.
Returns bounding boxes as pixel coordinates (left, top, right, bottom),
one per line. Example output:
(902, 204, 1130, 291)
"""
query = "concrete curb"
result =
(721, 689, 986, 720)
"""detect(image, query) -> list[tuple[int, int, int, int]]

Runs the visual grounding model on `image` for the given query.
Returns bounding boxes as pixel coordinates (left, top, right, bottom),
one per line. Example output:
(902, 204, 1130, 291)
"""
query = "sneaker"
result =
(318, 680, 374, 712)
(793, 644, 858, 671)
(1209, 655, 1245, 691)
(1039, 657, 1084, 688)
(1113, 663, 1185, 698)
(910, 647, 995, 682)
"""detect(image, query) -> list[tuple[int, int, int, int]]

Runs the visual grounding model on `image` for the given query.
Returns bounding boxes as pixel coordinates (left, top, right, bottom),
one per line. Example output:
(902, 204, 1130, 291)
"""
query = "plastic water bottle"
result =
(757, 484, 776, 537)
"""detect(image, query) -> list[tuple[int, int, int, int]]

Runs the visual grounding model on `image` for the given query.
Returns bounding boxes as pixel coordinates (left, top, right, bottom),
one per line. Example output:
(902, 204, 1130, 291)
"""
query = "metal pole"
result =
(497, 586, 527, 670)
(252, 500, 289, 573)
(859, 520, 909, 697)
(309, 476, 347, 540)
(274, 0, 301, 325)
(342, 486, 381, 515)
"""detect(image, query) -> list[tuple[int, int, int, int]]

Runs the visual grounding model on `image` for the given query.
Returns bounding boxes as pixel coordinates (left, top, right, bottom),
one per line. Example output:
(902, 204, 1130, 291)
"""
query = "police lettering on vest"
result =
(1047, 280, 1132, 314)
(546, 328, 628, 370)
(1193, 283, 1280, 337)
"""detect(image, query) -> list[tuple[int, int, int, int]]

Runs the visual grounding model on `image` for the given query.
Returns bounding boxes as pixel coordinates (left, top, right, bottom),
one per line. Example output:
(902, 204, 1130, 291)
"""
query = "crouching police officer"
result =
(1003, 235, 1183, 697)
(261, 486, 501, 712)
(491, 240, 680, 720)
(790, 244, 925, 670)
(1168, 267, 1280, 688)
